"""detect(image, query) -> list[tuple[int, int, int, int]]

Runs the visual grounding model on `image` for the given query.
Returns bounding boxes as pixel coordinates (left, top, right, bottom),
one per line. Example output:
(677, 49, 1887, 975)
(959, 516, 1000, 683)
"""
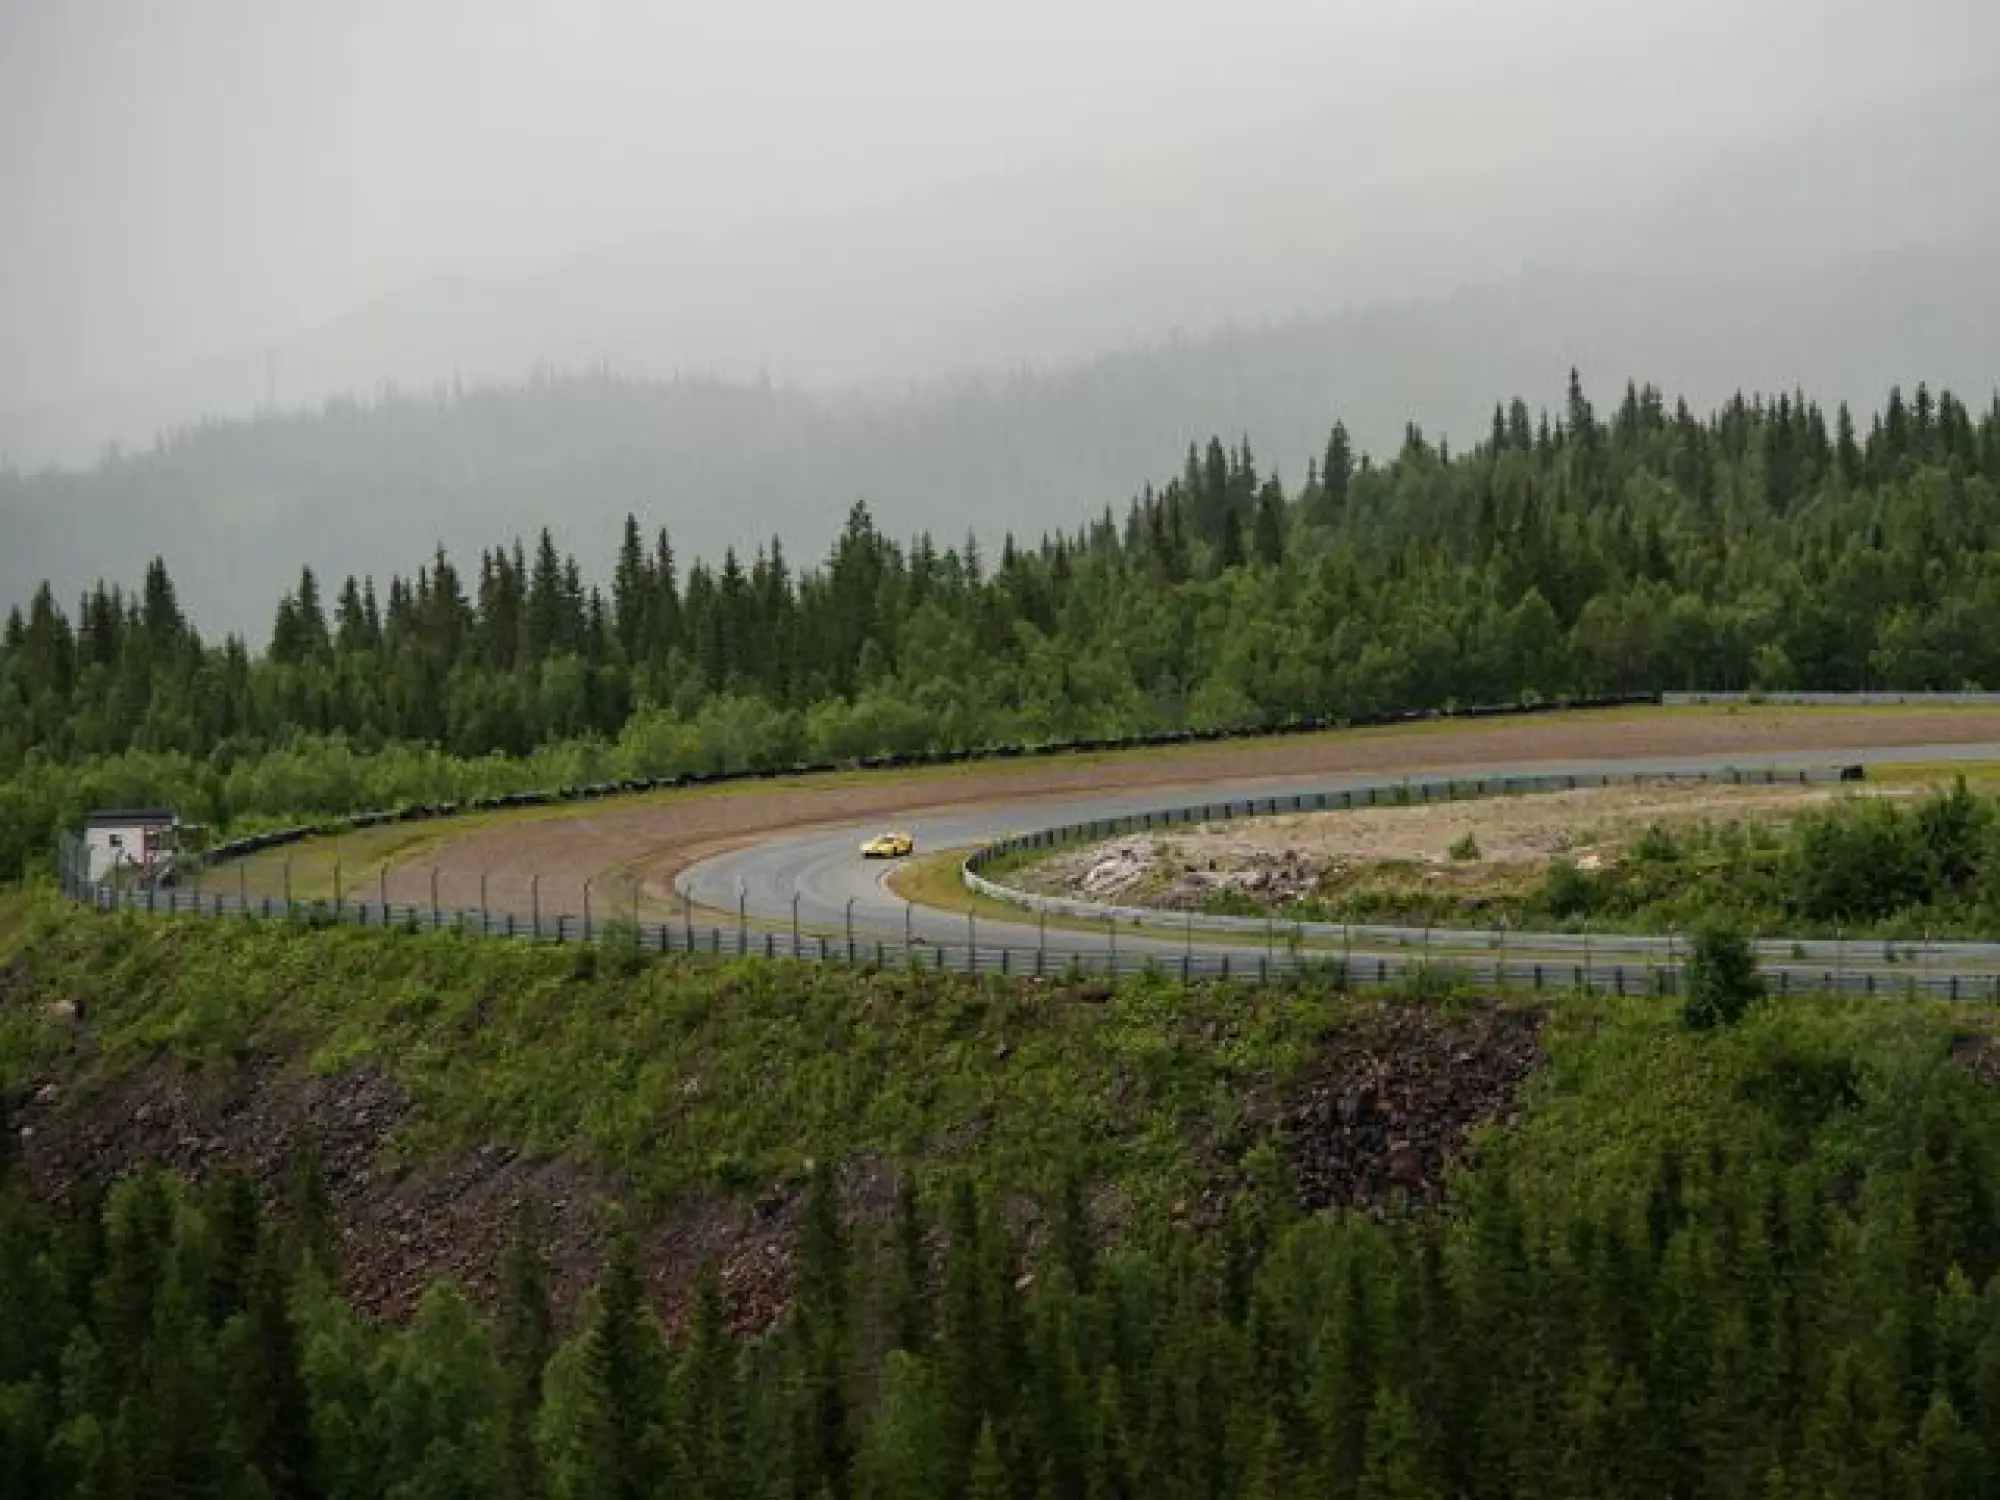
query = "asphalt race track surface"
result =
(679, 742, 2000, 967)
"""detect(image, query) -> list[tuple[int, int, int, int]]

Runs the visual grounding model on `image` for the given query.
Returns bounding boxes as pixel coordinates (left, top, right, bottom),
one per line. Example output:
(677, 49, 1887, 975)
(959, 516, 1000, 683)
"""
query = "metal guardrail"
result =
(52, 759, 2000, 1001)
(51, 874, 2000, 1002)
(54, 693, 2000, 1001)
(962, 763, 1861, 935)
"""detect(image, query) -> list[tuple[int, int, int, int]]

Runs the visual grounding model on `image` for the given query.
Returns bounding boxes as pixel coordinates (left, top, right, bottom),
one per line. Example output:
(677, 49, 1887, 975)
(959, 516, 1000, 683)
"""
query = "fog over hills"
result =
(6, 229, 1996, 642)
(6, 67, 1995, 469)
(3, 2, 1996, 638)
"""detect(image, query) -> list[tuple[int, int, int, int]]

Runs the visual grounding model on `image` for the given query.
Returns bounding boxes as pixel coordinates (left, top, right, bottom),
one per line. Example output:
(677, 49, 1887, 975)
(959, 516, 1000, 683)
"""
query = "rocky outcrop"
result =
(1282, 1004, 1546, 1214)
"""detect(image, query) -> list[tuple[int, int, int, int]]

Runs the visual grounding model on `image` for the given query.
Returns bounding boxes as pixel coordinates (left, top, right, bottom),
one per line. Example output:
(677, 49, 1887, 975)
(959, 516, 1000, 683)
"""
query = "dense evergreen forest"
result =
(5, 376, 2000, 878)
(5, 965, 2000, 1499)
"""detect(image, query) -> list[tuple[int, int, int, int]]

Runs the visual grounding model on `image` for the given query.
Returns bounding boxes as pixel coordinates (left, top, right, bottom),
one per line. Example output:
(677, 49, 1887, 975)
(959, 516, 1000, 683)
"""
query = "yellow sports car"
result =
(860, 830, 915, 859)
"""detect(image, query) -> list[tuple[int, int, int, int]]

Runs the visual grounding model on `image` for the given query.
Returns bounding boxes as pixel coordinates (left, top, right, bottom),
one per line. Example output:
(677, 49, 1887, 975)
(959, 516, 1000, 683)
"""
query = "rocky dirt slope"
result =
(11, 1042, 908, 1336)
(11, 979, 1546, 1330)
(1019, 778, 1899, 912)
(1280, 1003, 1547, 1214)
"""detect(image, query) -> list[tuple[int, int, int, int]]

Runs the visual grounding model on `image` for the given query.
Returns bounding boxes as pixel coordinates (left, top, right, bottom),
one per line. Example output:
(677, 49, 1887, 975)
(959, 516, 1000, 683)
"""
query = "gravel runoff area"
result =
(343, 706, 2000, 918)
(1016, 777, 1912, 910)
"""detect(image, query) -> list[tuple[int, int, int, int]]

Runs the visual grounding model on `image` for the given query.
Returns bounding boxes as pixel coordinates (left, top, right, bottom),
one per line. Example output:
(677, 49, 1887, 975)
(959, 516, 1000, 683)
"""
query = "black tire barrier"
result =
(185, 693, 1659, 870)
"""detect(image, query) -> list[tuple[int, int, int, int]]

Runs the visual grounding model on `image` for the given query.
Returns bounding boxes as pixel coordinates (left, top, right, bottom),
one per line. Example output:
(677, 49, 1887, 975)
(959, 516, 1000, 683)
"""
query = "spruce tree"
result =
(794, 1160, 852, 1497)
(679, 1261, 744, 1500)
(968, 1417, 1009, 1500)
(596, 1225, 671, 1500)
(495, 1201, 555, 1500)
(887, 1174, 928, 1355)
(223, 1244, 320, 1500)
(1357, 1386, 1439, 1500)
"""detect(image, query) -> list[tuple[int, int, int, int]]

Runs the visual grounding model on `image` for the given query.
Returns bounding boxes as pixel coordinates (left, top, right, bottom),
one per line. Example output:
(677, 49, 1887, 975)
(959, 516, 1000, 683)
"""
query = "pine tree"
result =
(376, 1283, 503, 1500)
(887, 1174, 928, 1355)
(1084, 1364, 1131, 1500)
(968, 1417, 1009, 1500)
(528, 529, 566, 662)
(679, 1261, 744, 1500)
(537, 1225, 673, 1500)
(140, 556, 186, 658)
(127, 1270, 225, 1500)
(612, 515, 652, 665)
(1218, 508, 1247, 572)
(1050, 1161, 1094, 1298)
(284, 1145, 339, 1281)
(1909, 1386, 1985, 1500)
(495, 1202, 555, 1500)
(649, 528, 683, 666)
(204, 1169, 263, 1326)
(223, 1244, 320, 1499)
(851, 1351, 945, 1500)
(794, 1160, 852, 1497)
(1357, 1386, 1439, 1500)
(1252, 479, 1288, 568)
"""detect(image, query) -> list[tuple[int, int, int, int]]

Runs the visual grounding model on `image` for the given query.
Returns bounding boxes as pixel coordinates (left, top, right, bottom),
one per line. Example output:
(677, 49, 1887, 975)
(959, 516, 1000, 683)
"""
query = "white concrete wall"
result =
(84, 824, 173, 883)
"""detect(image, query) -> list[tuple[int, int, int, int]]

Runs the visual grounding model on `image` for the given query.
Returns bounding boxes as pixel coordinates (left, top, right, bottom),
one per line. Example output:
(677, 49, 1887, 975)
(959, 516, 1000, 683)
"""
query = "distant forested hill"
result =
(5, 367, 2000, 877)
(4, 239, 1997, 641)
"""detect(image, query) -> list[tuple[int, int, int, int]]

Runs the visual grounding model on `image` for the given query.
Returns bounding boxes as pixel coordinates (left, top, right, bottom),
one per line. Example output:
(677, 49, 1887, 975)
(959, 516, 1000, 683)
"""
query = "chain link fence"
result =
(52, 826, 2000, 1002)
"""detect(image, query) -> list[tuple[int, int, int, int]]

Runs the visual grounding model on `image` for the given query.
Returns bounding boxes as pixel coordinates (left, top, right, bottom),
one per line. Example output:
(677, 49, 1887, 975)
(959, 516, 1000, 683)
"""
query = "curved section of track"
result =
(680, 743, 2000, 976)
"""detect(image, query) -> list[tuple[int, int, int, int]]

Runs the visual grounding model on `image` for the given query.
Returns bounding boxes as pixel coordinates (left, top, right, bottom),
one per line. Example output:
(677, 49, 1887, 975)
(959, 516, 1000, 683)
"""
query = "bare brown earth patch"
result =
(370, 708, 2000, 915)
(11, 1049, 901, 1336)
(1024, 777, 1911, 910)
(1951, 1033, 2000, 1090)
(1280, 1003, 1547, 1215)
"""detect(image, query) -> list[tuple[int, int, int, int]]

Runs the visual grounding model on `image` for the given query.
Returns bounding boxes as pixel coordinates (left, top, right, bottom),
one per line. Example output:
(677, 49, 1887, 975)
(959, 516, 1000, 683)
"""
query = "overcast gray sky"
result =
(3, 0, 1994, 416)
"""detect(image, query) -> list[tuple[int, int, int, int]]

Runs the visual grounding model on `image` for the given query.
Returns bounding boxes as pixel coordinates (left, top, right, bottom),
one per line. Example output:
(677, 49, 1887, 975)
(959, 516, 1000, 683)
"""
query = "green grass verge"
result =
(4, 892, 1994, 1237)
(0, 895, 1354, 1215)
(1497, 988, 1985, 1221)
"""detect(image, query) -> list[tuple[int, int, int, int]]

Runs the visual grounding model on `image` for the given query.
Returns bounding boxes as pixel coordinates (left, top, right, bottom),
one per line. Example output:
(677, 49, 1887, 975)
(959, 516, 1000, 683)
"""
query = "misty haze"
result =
(21, 8, 2000, 1496)
(5, 0, 1998, 634)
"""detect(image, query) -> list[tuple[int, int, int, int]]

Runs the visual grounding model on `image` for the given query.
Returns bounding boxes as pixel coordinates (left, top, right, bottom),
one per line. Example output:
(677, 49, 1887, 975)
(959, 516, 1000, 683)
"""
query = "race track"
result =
(679, 742, 2000, 974)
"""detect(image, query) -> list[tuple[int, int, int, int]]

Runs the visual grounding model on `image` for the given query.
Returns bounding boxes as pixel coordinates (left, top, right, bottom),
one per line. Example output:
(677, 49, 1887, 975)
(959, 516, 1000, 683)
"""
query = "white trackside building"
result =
(82, 809, 181, 885)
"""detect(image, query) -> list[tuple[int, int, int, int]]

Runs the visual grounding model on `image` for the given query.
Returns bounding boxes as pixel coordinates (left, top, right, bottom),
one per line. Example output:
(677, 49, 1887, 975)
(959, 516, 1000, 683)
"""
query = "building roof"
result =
(84, 809, 179, 828)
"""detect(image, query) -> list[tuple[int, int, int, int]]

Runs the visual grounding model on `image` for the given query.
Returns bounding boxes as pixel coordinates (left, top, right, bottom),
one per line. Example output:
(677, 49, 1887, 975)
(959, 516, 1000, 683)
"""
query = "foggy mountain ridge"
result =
(4, 69, 1995, 473)
(5, 231, 1998, 645)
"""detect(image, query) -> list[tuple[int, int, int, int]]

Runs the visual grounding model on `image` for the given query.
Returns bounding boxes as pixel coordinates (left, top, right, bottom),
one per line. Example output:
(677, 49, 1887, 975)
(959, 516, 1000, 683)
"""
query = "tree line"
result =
(5, 376, 2000, 878)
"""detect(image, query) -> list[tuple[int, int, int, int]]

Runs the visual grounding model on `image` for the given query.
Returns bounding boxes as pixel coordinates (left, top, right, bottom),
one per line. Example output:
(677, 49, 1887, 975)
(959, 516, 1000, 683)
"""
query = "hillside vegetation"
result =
(5, 902, 2000, 1494)
(6, 378, 2000, 878)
